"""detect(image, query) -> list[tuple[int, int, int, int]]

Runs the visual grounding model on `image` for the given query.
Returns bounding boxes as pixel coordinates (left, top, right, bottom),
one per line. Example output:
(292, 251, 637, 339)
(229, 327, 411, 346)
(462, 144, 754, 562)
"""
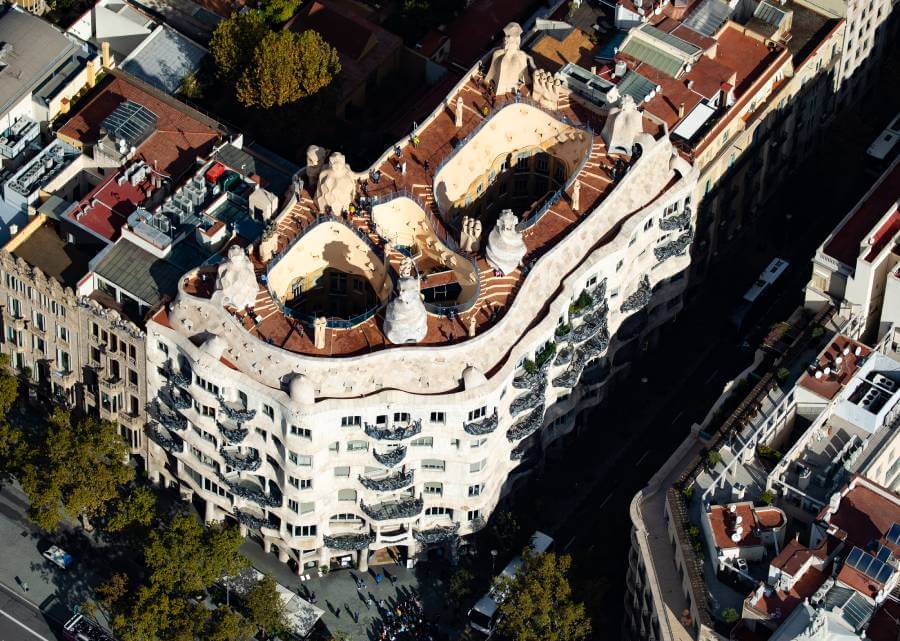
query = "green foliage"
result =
(489, 509, 522, 558)
(568, 290, 593, 313)
(522, 359, 537, 375)
(178, 73, 203, 100)
(681, 484, 694, 500)
(760, 490, 775, 506)
(757, 444, 782, 462)
(19, 408, 133, 531)
(495, 551, 591, 641)
(207, 605, 254, 641)
(0, 355, 21, 487)
(105, 485, 158, 533)
(210, 10, 269, 82)
(535, 342, 557, 368)
(776, 367, 790, 381)
(236, 29, 340, 109)
(448, 566, 475, 609)
(260, 0, 301, 24)
(721, 607, 739, 624)
(811, 325, 825, 338)
(555, 323, 571, 337)
(244, 573, 287, 637)
(706, 450, 722, 468)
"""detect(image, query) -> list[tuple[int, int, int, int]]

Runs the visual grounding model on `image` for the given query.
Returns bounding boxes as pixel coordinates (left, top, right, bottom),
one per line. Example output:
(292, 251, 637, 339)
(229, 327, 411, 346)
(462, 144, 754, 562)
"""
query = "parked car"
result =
(43, 545, 73, 570)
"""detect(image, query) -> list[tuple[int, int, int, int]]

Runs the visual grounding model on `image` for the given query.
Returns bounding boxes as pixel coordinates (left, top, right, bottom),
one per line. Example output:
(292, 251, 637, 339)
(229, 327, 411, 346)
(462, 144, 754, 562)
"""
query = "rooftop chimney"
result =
(678, 102, 685, 118)
(101, 41, 111, 69)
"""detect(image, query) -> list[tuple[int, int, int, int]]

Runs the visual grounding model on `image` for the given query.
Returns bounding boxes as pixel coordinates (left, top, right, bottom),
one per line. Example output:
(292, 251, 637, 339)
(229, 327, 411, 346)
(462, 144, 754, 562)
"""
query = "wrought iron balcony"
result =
(511, 440, 528, 461)
(158, 411, 187, 432)
(414, 523, 460, 544)
(585, 330, 610, 355)
(364, 419, 422, 441)
(654, 229, 693, 262)
(509, 382, 545, 417)
(360, 496, 423, 521)
(162, 361, 191, 388)
(463, 412, 498, 435)
(659, 210, 691, 231)
(218, 473, 282, 507)
(373, 446, 406, 468)
(218, 421, 248, 444)
(234, 508, 274, 530)
(507, 403, 545, 441)
(147, 423, 183, 454)
(573, 309, 608, 343)
(220, 448, 261, 471)
(323, 533, 374, 550)
(217, 397, 256, 423)
(620, 276, 651, 313)
(512, 367, 546, 390)
(161, 385, 192, 410)
(554, 346, 573, 366)
(359, 470, 414, 492)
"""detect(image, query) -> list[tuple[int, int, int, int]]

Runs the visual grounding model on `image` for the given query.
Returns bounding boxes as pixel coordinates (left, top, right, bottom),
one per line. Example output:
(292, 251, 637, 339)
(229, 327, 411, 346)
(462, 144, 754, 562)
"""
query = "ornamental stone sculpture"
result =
(485, 209, 527, 275)
(571, 180, 580, 212)
(313, 316, 327, 349)
(384, 277, 428, 344)
(459, 216, 482, 253)
(485, 23, 533, 97)
(532, 69, 562, 111)
(314, 152, 357, 214)
(455, 96, 464, 128)
(216, 245, 257, 310)
(306, 145, 329, 184)
(601, 95, 643, 156)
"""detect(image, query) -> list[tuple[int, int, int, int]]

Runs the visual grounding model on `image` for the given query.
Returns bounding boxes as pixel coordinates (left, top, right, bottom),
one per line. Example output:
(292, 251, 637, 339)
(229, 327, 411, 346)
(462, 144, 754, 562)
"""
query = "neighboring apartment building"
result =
(806, 157, 900, 345)
(624, 324, 900, 641)
(143, 21, 699, 573)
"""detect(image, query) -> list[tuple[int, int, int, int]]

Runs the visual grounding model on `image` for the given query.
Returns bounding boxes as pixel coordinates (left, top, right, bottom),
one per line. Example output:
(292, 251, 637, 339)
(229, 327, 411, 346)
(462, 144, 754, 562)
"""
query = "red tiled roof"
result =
(836, 563, 882, 598)
(708, 504, 763, 549)
(446, 0, 542, 67)
(771, 538, 829, 576)
(864, 210, 899, 263)
(746, 567, 828, 622)
(866, 598, 900, 641)
(797, 335, 871, 401)
(67, 167, 154, 242)
(57, 74, 220, 178)
(822, 480, 900, 550)
(714, 25, 782, 97)
(824, 160, 900, 266)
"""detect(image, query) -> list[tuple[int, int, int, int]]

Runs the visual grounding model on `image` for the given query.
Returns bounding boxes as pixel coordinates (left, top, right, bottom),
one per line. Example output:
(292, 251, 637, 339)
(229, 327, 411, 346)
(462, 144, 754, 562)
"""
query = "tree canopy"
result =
(244, 573, 287, 638)
(209, 10, 269, 82)
(105, 485, 158, 533)
(0, 355, 22, 487)
(19, 408, 132, 531)
(496, 551, 591, 641)
(235, 29, 340, 109)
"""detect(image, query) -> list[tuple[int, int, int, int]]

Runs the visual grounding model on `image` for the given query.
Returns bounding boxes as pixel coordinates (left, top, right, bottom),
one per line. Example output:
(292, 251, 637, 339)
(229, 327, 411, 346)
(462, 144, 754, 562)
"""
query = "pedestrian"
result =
(22, 581, 28, 593)
(394, 145, 402, 158)
(401, 161, 407, 176)
(423, 159, 430, 173)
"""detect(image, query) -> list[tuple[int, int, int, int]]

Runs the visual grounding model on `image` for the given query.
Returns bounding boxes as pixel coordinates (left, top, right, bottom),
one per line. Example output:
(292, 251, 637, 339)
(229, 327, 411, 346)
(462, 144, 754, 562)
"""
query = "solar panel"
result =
(846, 546, 892, 584)
(841, 591, 874, 631)
(888, 522, 900, 545)
(875, 544, 893, 563)
(846, 546, 863, 566)
(875, 564, 893, 584)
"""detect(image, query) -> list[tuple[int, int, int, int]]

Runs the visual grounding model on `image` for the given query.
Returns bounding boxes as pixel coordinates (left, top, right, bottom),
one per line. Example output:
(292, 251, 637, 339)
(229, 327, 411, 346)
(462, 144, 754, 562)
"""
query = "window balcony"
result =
(217, 396, 256, 422)
(359, 470, 414, 492)
(220, 448, 261, 471)
(102, 376, 125, 393)
(218, 473, 282, 508)
(373, 446, 406, 468)
(510, 382, 546, 417)
(51, 368, 77, 388)
(463, 412, 498, 435)
(573, 308, 608, 343)
(620, 276, 652, 313)
(659, 209, 691, 231)
(162, 361, 191, 388)
(413, 523, 460, 545)
(218, 421, 248, 444)
(148, 401, 187, 431)
(161, 385, 192, 410)
(360, 496, 423, 521)
(234, 507, 275, 530)
(323, 533, 374, 550)
(654, 229, 693, 263)
(147, 423, 183, 454)
(364, 419, 422, 441)
(507, 403, 545, 442)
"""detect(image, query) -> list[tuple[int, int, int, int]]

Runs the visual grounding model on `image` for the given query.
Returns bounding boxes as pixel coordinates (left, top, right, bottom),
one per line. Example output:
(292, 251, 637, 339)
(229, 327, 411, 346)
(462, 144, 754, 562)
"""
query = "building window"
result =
(421, 459, 445, 471)
(290, 425, 312, 439)
(467, 407, 486, 421)
(289, 524, 317, 537)
(263, 404, 274, 420)
(337, 489, 357, 502)
(333, 466, 350, 477)
(467, 509, 481, 521)
(425, 507, 452, 517)
(289, 451, 312, 466)
(341, 416, 361, 427)
(347, 440, 369, 452)
(410, 437, 433, 447)
(469, 438, 487, 449)
(423, 482, 443, 495)
(328, 441, 339, 453)
(468, 484, 482, 497)
(429, 411, 445, 424)
(469, 459, 487, 473)
(393, 412, 410, 423)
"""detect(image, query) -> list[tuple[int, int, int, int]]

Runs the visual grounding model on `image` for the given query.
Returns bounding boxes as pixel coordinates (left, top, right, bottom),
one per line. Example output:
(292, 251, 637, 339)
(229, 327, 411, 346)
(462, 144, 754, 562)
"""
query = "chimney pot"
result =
(678, 102, 685, 118)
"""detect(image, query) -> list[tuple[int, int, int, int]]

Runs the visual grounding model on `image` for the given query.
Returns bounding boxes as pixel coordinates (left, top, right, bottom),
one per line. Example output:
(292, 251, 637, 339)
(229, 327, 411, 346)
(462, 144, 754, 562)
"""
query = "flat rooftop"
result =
(797, 335, 871, 401)
(67, 164, 157, 242)
(5, 216, 99, 288)
(823, 159, 900, 267)
(57, 72, 223, 178)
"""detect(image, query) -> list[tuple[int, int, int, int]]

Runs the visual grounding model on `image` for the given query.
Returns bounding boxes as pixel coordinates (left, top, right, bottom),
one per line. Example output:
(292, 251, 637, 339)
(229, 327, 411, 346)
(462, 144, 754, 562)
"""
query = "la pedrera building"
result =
(145, 22, 699, 573)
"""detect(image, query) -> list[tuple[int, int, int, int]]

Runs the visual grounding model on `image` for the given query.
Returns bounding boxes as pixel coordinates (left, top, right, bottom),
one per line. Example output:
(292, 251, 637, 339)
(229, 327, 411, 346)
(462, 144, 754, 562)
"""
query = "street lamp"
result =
(490, 549, 498, 574)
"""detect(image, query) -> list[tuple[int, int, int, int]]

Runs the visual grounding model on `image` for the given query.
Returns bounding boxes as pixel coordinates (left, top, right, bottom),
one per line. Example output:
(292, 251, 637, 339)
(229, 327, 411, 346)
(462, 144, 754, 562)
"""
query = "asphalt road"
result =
(0, 583, 57, 641)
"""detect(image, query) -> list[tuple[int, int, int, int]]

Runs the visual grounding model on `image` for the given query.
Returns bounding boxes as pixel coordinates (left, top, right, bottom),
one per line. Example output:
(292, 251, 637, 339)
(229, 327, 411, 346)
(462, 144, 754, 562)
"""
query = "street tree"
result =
(144, 512, 247, 595)
(448, 566, 475, 611)
(488, 509, 522, 557)
(260, 0, 301, 24)
(496, 551, 591, 641)
(207, 605, 255, 641)
(245, 573, 287, 638)
(0, 355, 21, 487)
(105, 485, 158, 533)
(19, 408, 133, 531)
(295, 29, 341, 96)
(209, 10, 268, 82)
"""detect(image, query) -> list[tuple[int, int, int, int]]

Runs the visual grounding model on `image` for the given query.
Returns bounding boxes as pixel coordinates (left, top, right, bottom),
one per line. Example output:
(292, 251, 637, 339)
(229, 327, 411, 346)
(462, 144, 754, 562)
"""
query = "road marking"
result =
(705, 369, 719, 384)
(673, 411, 684, 423)
(636, 451, 651, 465)
(0, 607, 52, 641)
(598, 493, 613, 510)
(563, 535, 577, 552)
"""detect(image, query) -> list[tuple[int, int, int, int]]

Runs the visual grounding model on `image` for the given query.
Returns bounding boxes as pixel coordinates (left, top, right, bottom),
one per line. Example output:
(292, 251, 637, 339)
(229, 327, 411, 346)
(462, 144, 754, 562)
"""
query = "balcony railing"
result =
(220, 448, 261, 471)
(360, 496, 423, 521)
(359, 470, 414, 492)
(507, 403, 545, 442)
(218, 473, 282, 508)
(147, 423, 183, 454)
(509, 382, 546, 417)
(573, 308, 608, 343)
(373, 446, 406, 468)
(659, 208, 691, 231)
(323, 533, 374, 550)
(159, 411, 187, 432)
(554, 346, 573, 366)
(162, 361, 191, 388)
(620, 276, 651, 313)
(217, 397, 256, 422)
(234, 508, 274, 530)
(413, 523, 460, 544)
(218, 421, 248, 444)
(463, 412, 498, 435)
(161, 385, 192, 410)
(654, 229, 693, 263)
(364, 419, 422, 441)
